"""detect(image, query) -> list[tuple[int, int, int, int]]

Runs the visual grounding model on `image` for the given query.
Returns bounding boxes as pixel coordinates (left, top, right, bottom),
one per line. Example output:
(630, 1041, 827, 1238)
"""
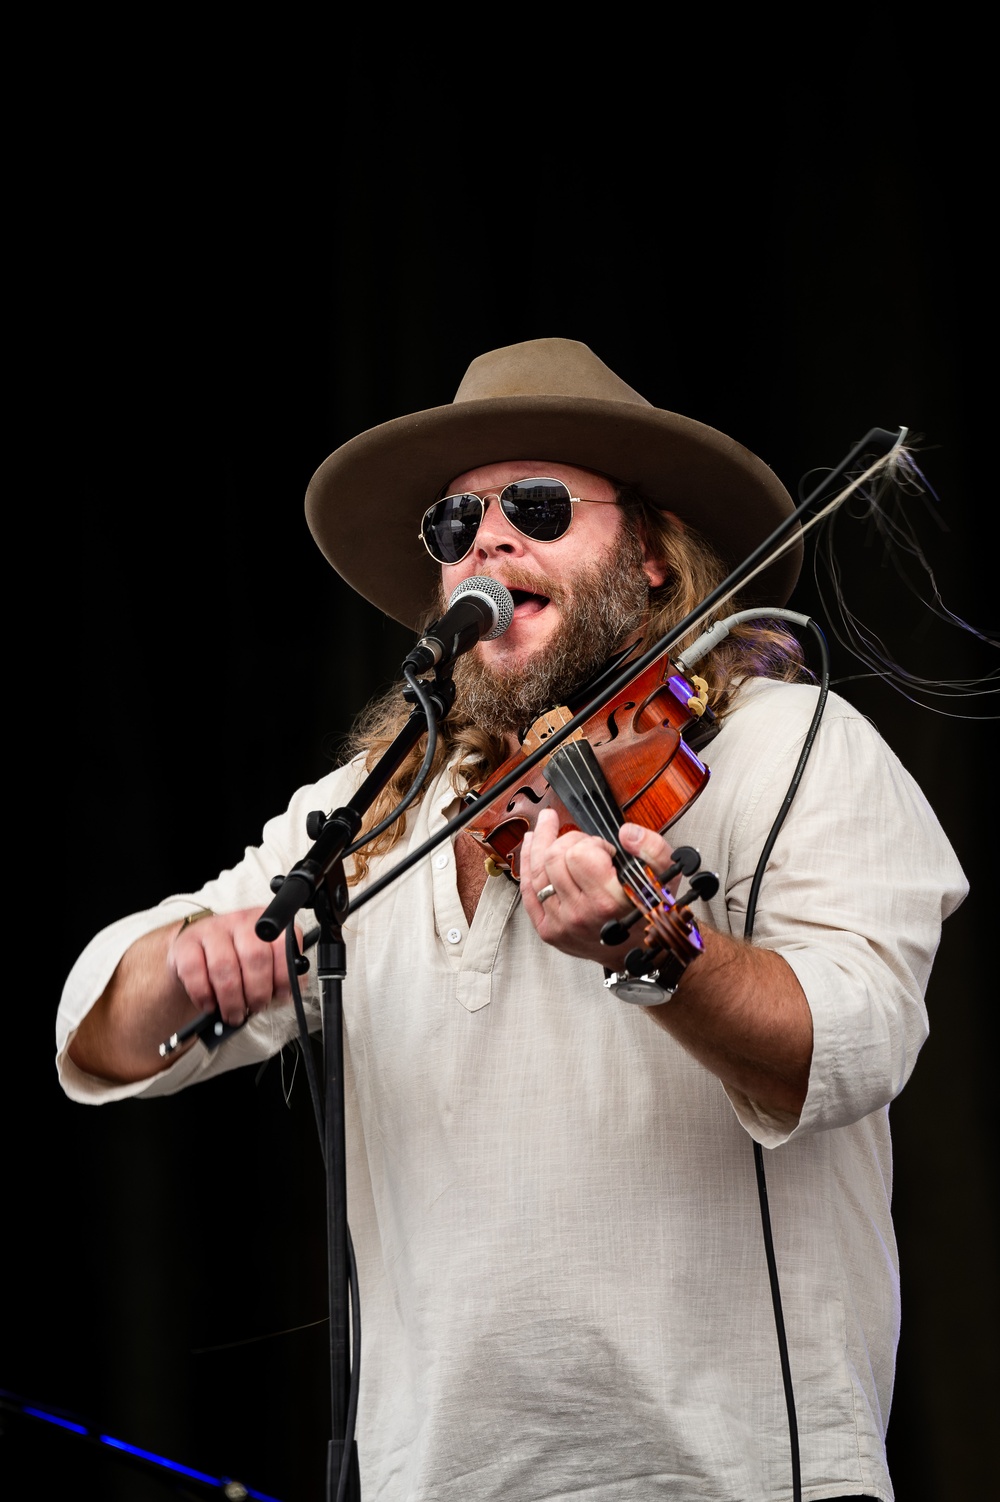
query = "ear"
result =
(642, 548, 668, 590)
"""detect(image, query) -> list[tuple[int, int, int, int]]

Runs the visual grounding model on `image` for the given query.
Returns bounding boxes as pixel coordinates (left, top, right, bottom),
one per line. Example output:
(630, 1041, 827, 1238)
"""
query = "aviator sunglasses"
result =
(418, 476, 618, 565)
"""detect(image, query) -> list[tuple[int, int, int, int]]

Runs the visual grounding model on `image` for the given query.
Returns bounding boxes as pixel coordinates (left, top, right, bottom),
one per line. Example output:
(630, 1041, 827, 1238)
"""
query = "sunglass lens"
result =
(422, 494, 483, 564)
(501, 479, 573, 541)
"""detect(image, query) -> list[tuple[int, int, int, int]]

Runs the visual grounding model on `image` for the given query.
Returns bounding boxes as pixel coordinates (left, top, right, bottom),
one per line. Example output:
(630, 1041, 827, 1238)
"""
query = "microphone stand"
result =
(254, 668, 457, 1502)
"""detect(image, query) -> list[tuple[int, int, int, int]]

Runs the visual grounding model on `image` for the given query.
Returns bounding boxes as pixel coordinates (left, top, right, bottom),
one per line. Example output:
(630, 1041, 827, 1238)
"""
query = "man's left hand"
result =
(520, 807, 676, 968)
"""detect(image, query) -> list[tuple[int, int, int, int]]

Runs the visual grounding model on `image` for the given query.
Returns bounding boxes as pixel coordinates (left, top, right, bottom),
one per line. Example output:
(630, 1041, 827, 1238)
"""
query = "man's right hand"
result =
(167, 908, 300, 1028)
(68, 907, 300, 1084)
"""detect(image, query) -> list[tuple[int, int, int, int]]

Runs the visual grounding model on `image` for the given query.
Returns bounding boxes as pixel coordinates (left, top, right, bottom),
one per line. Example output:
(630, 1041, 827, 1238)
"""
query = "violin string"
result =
(552, 745, 663, 912)
(555, 749, 688, 972)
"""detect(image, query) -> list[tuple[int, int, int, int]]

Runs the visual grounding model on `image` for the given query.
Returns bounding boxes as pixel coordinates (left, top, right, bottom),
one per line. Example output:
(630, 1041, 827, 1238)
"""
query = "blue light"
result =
(22, 1406, 88, 1435)
(99, 1434, 222, 1485)
(97, 1436, 286, 1499)
(5, 1392, 287, 1499)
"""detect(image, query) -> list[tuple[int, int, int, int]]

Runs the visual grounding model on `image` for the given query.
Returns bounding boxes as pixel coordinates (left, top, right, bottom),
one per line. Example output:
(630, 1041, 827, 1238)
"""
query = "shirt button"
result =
(446, 927, 462, 944)
(434, 853, 449, 869)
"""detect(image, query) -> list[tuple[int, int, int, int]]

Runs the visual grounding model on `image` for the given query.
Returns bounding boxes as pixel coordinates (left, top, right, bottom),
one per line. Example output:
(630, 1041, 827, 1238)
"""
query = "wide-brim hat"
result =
(305, 337, 802, 630)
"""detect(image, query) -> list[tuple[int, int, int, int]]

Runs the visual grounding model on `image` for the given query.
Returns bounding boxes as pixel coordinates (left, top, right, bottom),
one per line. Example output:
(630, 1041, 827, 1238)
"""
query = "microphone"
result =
(403, 576, 515, 673)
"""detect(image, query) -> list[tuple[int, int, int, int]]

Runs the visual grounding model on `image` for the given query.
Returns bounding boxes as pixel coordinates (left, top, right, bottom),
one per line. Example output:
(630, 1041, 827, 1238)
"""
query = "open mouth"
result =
(510, 588, 550, 616)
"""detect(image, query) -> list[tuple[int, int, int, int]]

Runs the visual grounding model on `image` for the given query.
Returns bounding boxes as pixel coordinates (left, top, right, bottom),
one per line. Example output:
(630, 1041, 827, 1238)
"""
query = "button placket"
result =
(429, 834, 466, 953)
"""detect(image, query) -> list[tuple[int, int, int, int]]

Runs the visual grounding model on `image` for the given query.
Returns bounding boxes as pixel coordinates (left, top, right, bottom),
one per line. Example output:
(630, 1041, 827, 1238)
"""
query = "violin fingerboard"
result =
(543, 740, 626, 843)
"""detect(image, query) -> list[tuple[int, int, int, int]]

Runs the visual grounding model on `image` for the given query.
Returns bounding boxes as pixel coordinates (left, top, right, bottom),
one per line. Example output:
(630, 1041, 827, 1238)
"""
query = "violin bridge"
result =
(521, 705, 586, 759)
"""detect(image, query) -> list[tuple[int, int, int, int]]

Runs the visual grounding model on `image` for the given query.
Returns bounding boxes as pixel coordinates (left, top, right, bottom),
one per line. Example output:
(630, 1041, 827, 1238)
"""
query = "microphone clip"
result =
(402, 669, 457, 720)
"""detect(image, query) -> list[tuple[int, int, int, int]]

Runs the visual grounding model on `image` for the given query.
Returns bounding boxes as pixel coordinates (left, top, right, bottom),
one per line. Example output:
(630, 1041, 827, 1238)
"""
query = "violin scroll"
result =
(604, 866, 719, 1006)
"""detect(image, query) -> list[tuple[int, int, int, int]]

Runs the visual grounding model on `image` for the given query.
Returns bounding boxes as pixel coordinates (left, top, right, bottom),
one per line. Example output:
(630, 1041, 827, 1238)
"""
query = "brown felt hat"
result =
(305, 337, 802, 630)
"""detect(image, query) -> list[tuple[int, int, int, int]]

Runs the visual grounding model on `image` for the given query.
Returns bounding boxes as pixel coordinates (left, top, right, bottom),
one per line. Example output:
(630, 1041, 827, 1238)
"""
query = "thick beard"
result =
(449, 527, 649, 737)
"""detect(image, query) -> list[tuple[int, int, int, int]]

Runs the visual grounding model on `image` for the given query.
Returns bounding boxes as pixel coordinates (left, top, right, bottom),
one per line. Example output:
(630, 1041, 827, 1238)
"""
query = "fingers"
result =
(520, 810, 625, 957)
(519, 812, 683, 964)
(168, 908, 297, 1027)
(618, 822, 677, 878)
(523, 813, 674, 900)
(522, 811, 608, 896)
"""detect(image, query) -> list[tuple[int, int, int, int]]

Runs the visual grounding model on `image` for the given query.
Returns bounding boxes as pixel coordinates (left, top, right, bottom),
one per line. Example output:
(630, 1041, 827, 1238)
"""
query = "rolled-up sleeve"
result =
(673, 682, 969, 1146)
(55, 758, 367, 1103)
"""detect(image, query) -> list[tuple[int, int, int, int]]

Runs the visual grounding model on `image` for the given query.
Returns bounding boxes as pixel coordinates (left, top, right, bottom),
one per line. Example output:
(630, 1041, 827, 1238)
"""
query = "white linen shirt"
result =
(57, 678, 968, 1501)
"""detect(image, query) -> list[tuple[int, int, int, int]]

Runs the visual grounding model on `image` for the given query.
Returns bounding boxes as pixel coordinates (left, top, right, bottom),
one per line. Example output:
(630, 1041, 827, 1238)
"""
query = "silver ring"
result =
(536, 883, 557, 903)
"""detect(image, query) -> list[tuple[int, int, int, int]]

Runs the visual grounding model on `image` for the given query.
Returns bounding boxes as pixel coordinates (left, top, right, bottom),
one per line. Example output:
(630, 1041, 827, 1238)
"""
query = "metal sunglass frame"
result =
(418, 476, 618, 565)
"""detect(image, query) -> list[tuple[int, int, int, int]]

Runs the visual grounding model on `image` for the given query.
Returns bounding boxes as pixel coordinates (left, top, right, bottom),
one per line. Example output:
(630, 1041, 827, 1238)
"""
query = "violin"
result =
(462, 645, 720, 988)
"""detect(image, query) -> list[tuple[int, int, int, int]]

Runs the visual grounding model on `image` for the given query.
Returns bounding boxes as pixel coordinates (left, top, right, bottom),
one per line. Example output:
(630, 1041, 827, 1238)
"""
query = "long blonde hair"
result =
(340, 487, 810, 883)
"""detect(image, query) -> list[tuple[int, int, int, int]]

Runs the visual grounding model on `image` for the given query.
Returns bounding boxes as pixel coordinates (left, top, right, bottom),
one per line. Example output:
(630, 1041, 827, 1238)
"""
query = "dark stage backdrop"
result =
(6, 73, 996, 1502)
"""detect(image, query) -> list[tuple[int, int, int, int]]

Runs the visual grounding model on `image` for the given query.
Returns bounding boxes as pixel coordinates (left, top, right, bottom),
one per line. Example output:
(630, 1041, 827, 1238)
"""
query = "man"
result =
(57, 338, 967, 1501)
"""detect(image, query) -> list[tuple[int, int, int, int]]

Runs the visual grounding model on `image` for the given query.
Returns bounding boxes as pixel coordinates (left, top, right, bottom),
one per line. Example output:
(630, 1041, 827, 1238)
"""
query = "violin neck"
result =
(543, 740, 627, 849)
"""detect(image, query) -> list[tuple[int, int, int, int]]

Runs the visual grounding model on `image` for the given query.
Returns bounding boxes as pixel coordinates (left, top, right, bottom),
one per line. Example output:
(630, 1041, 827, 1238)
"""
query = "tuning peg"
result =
(667, 845, 702, 879)
(601, 914, 637, 946)
(675, 871, 720, 907)
(624, 945, 662, 978)
(601, 847, 705, 947)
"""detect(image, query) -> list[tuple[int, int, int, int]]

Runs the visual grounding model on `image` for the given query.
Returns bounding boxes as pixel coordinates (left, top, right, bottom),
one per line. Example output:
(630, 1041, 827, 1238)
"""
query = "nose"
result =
(471, 495, 525, 560)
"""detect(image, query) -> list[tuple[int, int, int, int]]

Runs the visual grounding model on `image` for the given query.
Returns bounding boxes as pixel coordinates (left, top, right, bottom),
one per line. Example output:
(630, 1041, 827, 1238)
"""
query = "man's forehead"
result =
(445, 459, 618, 496)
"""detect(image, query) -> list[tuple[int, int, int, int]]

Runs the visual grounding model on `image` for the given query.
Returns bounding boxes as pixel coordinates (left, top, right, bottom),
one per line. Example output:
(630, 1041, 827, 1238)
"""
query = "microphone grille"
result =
(448, 575, 515, 640)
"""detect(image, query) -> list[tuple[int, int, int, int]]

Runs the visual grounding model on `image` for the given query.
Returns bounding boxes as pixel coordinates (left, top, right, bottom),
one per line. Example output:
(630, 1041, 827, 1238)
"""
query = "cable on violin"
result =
(679, 605, 833, 1502)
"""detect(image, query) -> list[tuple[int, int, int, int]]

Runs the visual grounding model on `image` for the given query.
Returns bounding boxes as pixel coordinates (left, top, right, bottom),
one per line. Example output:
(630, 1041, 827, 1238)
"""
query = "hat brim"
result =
(305, 394, 802, 631)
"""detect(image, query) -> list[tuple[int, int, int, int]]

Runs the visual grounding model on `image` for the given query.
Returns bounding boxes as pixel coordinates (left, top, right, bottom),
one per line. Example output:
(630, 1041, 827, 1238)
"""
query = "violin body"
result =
(463, 650, 713, 882)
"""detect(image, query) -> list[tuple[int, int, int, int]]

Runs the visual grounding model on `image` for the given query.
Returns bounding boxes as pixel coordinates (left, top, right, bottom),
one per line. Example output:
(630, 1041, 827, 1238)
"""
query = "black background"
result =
(5, 26, 996, 1502)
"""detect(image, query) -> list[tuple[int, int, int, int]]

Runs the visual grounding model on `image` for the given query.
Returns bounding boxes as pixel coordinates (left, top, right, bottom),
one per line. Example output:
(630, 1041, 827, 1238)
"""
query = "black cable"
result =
(741, 617, 831, 1502)
(751, 1142, 800, 1502)
(287, 923, 326, 1145)
(335, 1230, 362, 1502)
(343, 666, 441, 858)
(744, 623, 831, 925)
(283, 926, 362, 1502)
